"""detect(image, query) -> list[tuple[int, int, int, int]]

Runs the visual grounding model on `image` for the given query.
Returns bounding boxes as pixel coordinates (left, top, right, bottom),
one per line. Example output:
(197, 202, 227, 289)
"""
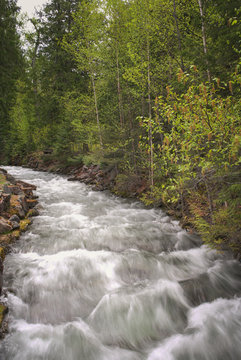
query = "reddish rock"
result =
(16, 181, 37, 191)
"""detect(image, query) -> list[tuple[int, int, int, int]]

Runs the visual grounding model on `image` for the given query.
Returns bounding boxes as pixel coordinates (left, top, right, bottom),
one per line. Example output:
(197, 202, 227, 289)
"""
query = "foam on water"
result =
(0, 166, 241, 360)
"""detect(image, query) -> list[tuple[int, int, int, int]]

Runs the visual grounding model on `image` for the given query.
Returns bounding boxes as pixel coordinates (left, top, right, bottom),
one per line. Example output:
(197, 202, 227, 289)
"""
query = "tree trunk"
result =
(91, 71, 103, 147)
(116, 48, 124, 128)
(197, 0, 211, 82)
(173, 0, 185, 71)
(147, 35, 154, 187)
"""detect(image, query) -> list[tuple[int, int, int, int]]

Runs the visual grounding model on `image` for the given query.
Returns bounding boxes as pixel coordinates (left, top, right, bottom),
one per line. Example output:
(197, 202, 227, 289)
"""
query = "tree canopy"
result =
(1, 0, 241, 254)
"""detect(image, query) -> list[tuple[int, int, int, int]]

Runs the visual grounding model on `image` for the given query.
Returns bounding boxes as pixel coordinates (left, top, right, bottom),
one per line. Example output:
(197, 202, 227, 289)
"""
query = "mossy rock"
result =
(0, 247, 5, 261)
(0, 174, 7, 189)
(19, 219, 31, 232)
(12, 230, 20, 240)
(27, 208, 39, 217)
(0, 304, 8, 326)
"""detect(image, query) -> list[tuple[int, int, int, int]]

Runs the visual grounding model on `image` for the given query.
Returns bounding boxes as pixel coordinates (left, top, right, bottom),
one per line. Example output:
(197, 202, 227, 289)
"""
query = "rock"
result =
(21, 187, 33, 197)
(14, 205, 26, 219)
(0, 304, 8, 336)
(26, 199, 38, 209)
(9, 214, 20, 223)
(68, 177, 77, 181)
(27, 208, 39, 217)
(16, 181, 37, 191)
(35, 203, 43, 210)
(0, 247, 4, 261)
(11, 221, 20, 230)
(19, 219, 31, 232)
(2, 185, 11, 194)
(0, 194, 11, 212)
(0, 200, 4, 214)
(0, 257, 3, 296)
(5, 173, 16, 185)
(3, 185, 21, 195)
(179, 273, 217, 306)
(0, 218, 12, 234)
(18, 196, 29, 212)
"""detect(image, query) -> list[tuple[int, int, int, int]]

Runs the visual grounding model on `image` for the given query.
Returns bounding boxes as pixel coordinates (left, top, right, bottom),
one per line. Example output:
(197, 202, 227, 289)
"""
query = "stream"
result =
(0, 166, 241, 360)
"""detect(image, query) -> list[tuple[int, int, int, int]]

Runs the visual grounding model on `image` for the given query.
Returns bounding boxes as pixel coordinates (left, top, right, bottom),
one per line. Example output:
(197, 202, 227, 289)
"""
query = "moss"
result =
(0, 174, 7, 187)
(10, 195, 19, 207)
(12, 230, 20, 239)
(19, 219, 31, 232)
(0, 247, 5, 261)
(0, 305, 8, 327)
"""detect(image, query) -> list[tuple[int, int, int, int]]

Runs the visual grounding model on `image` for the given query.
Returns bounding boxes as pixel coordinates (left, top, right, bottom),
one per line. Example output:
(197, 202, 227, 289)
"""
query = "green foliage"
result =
(194, 179, 241, 255)
(0, 0, 23, 157)
(139, 67, 241, 203)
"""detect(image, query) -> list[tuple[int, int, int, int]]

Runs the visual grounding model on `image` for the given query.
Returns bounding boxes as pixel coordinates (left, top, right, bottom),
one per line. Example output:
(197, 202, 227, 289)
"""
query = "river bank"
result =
(0, 168, 39, 337)
(8, 151, 241, 259)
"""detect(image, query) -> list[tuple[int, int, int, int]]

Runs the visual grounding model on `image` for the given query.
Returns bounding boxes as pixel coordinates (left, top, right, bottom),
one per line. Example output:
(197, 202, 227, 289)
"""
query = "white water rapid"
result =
(0, 166, 241, 360)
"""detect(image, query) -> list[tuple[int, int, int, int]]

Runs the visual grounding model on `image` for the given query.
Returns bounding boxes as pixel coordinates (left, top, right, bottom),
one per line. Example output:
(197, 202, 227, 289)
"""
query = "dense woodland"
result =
(0, 0, 241, 255)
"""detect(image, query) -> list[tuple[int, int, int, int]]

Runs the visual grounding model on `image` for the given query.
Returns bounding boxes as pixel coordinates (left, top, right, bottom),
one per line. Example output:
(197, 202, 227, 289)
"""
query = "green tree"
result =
(0, 0, 23, 159)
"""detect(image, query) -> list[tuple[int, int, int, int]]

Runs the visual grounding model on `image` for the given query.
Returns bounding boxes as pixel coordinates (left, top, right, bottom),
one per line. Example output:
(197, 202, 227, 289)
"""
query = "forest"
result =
(0, 0, 241, 256)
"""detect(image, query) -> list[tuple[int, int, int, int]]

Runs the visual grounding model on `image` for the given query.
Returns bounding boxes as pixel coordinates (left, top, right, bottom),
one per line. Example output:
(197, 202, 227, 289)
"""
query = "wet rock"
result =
(27, 208, 39, 217)
(9, 214, 20, 223)
(26, 199, 38, 209)
(67, 177, 77, 182)
(0, 304, 8, 337)
(0, 247, 4, 261)
(16, 180, 37, 191)
(0, 257, 3, 296)
(19, 219, 31, 232)
(11, 221, 20, 230)
(0, 218, 12, 234)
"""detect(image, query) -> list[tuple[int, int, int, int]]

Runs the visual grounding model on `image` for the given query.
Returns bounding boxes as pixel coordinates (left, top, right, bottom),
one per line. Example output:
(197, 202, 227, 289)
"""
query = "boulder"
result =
(0, 218, 12, 234)
(21, 187, 33, 198)
(9, 214, 20, 223)
(0, 194, 11, 212)
(27, 208, 39, 217)
(0, 304, 8, 336)
(18, 196, 29, 212)
(0, 200, 4, 214)
(13, 205, 26, 219)
(3, 185, 21, 195)
(0, 259, 3, 296)
(26, 199, 38, 209)
(11, 221, 20, 230)
(5, 173, 16, 185)
(16, 181, 37, 191)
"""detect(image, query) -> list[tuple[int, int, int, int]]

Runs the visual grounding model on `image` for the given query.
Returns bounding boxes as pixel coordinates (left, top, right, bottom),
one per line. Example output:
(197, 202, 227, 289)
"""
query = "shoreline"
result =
(0, 168, 39, 338)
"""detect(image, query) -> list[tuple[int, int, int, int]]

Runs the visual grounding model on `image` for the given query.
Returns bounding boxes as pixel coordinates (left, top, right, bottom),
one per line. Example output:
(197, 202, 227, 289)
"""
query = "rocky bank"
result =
(0, 168, 39, 338)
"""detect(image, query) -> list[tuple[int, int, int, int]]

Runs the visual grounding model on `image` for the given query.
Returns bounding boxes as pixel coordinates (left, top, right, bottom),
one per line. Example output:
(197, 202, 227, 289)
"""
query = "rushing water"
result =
(0, 166, 241, 360)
